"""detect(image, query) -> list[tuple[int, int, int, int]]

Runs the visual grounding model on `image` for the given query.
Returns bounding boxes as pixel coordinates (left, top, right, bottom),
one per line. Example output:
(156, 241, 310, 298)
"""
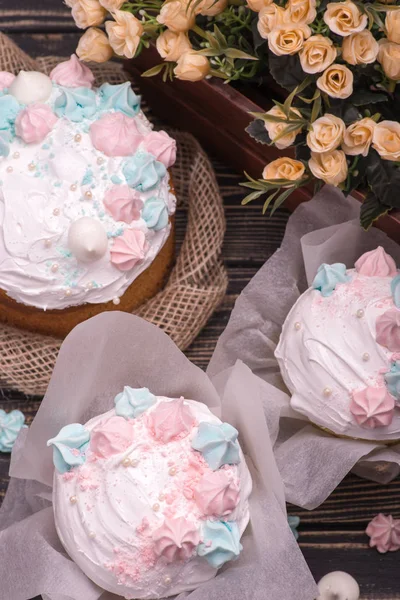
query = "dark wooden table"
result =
(1, 4, 400, 598)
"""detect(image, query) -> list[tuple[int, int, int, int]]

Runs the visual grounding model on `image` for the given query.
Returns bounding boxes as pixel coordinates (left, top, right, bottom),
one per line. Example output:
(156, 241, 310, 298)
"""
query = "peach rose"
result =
(323, 0, 367, 36)
(70, 0, 107, 29)
(99, 0, 124, 10)
(174, 51, 210, 81)
(197, 0, 227, 16)
(257, 4, 285, 39)
(299, 34, 337, 74)
(378, 39, 400, 81)
(156, 30, 192, 62)
(157, 0, 195, 33)
(342, 30, 379, 65)
(105, 10, 143, 58)
(263, 157, 305, 185)
(264, 105, 303, 149)
(247, 0, 273, 12)
(342, 118, 376, 156)
(316, 64, 353, 99)
(386, 8, 400, 44)
(372, 120, 400, 161)
(308, 150, 348, 186)
(268, 25, 311, 56)
(307, 114, 345, 153)
(284, 0, 316, 25)
(76, 27, 113, 62)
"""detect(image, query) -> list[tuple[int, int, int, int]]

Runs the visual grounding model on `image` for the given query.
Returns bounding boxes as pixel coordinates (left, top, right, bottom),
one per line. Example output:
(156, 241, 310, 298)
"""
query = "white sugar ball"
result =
(9, 71, 52, 104)
(68, 217, 108, 263)
(317, 571, 360, 600)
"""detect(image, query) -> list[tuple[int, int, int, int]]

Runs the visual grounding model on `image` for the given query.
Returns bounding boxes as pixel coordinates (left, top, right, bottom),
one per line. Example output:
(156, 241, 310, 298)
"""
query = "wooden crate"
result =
(125, 46, 400, 242)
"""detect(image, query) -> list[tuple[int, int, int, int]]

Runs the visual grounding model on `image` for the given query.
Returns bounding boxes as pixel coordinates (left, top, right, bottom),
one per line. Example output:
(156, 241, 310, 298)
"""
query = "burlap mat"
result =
(0, 34, 228, 395)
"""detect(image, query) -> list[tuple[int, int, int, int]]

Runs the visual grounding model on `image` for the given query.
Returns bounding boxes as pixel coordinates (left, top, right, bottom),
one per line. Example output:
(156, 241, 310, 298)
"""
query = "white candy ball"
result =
(68, 217, 108, 263)
(317, 571, 360, 600)
(8, 71, 53, 104)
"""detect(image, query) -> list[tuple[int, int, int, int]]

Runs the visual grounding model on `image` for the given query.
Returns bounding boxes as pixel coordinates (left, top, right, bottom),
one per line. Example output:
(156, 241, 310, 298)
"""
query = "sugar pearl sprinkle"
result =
(28, 162, 36, 171)
(70, 183, 77, 192)
(356, 309, 364, 318)
(51, 263, 59, 273)
(70, 495, 77, 504)
(122, 457, 131, 468)
(13, 152, 20, 159)
(84, 190, 93, 199)
(65, 289, 72, 297)
(97, 157, 104, 165)
(169, 467, 177, 476)
(323, 387, 332, 397)
(362, 353, 370, 362)
(113, 297, 121, 306)
(44, 239, 52, 248)
(294, 322, 301, 331)
(164, 576, 172, 585)
(6, 166, 13, 173)
(74, 133, 82, 142)
(53, 208, 60, 216)
(131, 458, 139, 467)
(153, 503, 160, 512)
(88, 531, 96, 539)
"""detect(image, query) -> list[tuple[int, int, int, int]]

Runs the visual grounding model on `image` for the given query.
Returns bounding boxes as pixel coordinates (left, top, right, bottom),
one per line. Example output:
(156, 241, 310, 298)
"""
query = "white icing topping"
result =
(275, 269, 400, 441)
(0, 82, 175, 310)
(52, 397, 252, 599)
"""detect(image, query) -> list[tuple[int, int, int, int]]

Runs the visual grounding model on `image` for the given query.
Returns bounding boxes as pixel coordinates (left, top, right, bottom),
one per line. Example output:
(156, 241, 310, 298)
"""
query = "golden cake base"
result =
(0, 220, 175, 339)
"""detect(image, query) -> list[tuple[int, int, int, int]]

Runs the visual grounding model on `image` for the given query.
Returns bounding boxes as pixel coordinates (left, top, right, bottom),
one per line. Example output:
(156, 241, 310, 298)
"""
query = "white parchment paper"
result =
(0, 312, 317, 600)
(208, 185, 400, 510)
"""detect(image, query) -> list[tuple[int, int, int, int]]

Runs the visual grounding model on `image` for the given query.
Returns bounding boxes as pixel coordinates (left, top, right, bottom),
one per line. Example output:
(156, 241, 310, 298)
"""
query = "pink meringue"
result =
(90, 112, 144, 157)
(110, 229, 147, 271)
(0, 71, 15, 91)
(148, 397, 195, 443)
(90, 416, 134, 458)
(104, 185, 143, 223)
(50, 54, 95, 89)
(366, 514, 400, 553)
(194, 471, 240, 517)
(376, 308, 400, 352)
(153, 517, 200, 562)
(15, 103, 58, 144)
(142, 130, 177, 168)
(355, 246, 397, 277)
(350, 386, 395, 429)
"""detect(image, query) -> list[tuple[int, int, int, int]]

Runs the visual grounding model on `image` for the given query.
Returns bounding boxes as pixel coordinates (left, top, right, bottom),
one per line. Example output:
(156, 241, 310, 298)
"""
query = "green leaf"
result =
(224, 48, 258, 60)
(366, 150, 400, 208)
(282, 76, 312, 116)
(241, 190, 264, 205)
(360, 191, 390, 231)
(350, 90, 388, 106)
(262, 191, 279, 214)
(141, 63, 165, 78)
(310, 93, 321, 123)
(246, 119, 270, 145)
(270, 122, 303, 145)
(213, 25, 228, 49)
(268, 51, 309, 92)
(270, 188, 294, 216)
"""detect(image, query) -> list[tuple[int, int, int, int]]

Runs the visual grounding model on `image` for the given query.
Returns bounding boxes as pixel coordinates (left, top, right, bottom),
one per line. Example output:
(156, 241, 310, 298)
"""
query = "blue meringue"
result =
(0, 94, 20, 130)
(114, 386, 157, 419)
(197, 520, 242, 568)
(142, 197, 169, 231)
(391, 275, 400, 309)
(312, 263, 350, 297)
(191, 421, 240, 470)
(47, 423, 90, 473)
(0, 409, 26, 452)
(99, 82, 141, 117)
(123, 152, 166, 192)
(54, 87, 97, 122)
(385, 361, 400, 401)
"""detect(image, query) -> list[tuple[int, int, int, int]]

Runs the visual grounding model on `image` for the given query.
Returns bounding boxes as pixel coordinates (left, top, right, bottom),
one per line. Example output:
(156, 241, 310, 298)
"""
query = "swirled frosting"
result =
(0, 71, 15, 91)
(0, 60, 176, 310)
(50, 54, 94, 89)
(275, 248, 400, 441)
(51, 394, 252, 599)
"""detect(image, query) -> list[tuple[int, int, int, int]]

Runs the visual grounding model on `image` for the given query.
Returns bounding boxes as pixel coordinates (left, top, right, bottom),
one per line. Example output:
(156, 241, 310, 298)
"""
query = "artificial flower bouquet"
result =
(68, 0, 400, 229)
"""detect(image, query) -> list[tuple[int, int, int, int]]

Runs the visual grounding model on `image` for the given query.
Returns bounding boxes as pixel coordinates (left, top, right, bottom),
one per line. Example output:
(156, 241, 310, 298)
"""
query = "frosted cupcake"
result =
(48, 388, 252, 598)
(275, 247, 400, 442)
(0, 55, 176, 337)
